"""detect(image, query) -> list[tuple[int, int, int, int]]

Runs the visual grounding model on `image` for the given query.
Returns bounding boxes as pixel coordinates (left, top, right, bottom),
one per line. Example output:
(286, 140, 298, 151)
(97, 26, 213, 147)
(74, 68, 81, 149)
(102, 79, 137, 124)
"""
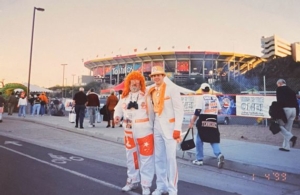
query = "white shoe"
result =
(192, 160, 203, 166)
(142, 187, 151, 195)
(217, 154, 225, 169)
(121, 178, 138, 192)
(151, 189, 167, 195)
(88, 124, 93, 127)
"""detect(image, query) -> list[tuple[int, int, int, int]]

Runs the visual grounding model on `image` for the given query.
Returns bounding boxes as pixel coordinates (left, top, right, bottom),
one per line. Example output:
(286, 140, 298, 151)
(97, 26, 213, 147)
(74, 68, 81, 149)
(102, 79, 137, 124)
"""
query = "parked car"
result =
(217, 115, 230, 125)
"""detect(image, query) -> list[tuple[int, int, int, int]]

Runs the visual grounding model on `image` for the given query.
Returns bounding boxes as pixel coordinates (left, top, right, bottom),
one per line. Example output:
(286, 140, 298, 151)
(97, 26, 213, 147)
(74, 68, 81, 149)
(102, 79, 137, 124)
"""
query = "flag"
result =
(134, 48, 137, 52)
(158, 46, 161, 50)
(188, 46, 190, 49)
(172, 46, 175, 49)
(144, 47, 147, 51)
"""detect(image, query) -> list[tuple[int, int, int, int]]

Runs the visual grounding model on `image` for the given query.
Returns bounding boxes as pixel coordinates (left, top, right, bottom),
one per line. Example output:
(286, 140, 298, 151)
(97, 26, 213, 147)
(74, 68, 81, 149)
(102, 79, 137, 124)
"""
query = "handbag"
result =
(96, 109, 102, 123)
(68, 107, 76, 123)
(269, 120, 281, 135)
(180, 128, 196, 151)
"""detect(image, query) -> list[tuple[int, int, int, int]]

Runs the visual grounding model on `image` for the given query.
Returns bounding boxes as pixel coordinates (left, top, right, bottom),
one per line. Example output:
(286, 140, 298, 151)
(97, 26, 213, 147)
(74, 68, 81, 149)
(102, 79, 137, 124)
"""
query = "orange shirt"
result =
(152, 88, 161, 114)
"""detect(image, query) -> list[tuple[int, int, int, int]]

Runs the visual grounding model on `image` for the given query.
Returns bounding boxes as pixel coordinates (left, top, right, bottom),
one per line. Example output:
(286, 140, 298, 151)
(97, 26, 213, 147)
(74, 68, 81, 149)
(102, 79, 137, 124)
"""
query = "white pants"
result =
(124, 126, 154, 187)
(278, 107, 296, 150)
(153, 117, 178, 195)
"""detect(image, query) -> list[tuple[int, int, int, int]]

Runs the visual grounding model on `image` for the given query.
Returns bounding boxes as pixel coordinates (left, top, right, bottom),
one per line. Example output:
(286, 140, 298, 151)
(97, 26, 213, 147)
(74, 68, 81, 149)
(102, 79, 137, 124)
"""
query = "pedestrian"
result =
(147, 66, 184, 195)
(39, 92, 48, 116)
(100, 104, 109, 123)
(276, 79, 298, 151)
(86, 88, 100, 127)
(28, 94, 35, 115)
(73, 87, 87, 129)
(17, 92, 28, 117)
(188, 83, 225, 168)
(106, 89, 118, 128)
(114, 71, 154, 195)
(0, 92, 5, 122)
(31, 94, 41, 116)
(7, 92, 18, 115)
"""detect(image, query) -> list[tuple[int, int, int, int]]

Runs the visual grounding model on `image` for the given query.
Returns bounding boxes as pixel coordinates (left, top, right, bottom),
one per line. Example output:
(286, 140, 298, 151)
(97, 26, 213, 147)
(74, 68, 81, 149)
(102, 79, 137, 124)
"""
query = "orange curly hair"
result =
(122, 71, 146, 98)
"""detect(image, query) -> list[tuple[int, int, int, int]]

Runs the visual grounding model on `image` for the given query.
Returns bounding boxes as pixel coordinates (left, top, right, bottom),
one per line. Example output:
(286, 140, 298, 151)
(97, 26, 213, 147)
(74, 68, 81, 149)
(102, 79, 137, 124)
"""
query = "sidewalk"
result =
(3, 114, 300, 186)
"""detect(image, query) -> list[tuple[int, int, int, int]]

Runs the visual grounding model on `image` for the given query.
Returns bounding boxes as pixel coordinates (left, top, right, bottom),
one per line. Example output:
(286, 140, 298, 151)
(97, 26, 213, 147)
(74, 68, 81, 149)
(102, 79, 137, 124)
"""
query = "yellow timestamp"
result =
(252, 172, 287, 181)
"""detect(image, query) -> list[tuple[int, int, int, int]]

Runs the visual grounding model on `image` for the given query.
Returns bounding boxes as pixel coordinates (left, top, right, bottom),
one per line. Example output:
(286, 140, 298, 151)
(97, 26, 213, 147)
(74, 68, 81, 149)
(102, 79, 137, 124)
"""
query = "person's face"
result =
(130, 79, 141, 92)
(151, 74, 164, 86)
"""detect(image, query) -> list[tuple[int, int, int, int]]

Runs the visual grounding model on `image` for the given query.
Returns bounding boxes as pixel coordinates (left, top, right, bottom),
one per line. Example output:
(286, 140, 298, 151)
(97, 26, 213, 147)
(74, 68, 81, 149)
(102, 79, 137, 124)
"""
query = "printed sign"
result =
(236, 95, 276, 118)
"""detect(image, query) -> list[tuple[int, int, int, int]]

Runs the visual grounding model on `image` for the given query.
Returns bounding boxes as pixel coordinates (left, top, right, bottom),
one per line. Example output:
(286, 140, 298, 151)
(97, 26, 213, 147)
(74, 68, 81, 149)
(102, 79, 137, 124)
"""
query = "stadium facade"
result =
(84, 51, 265, 85)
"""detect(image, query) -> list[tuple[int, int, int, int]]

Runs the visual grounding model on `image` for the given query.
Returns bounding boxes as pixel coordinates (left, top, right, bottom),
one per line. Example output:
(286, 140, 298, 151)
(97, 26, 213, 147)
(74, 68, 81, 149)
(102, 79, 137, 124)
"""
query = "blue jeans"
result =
(87, 106, 97, 125)
(40, 104, 45, 115)
(32, 104, 41, 116)
(18, 105, 27, 117)
(195, 131, 222, 161)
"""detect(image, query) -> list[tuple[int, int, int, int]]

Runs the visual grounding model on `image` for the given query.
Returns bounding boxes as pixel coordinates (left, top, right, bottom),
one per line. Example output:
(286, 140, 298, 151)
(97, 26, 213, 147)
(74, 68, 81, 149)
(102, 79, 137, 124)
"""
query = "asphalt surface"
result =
(0, 134, 238, 195)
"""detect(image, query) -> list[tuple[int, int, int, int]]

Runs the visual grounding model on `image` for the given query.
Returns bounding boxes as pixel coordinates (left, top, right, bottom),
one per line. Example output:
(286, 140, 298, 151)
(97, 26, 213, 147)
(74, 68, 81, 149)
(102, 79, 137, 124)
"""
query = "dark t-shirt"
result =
(73, 91, 87, 105)
(276, 85, 299, 116)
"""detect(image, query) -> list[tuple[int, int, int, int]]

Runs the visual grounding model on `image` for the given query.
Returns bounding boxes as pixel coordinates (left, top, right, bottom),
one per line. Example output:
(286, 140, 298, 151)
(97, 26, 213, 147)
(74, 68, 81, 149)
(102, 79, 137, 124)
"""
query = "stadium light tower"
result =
(27, 7, 45, 96)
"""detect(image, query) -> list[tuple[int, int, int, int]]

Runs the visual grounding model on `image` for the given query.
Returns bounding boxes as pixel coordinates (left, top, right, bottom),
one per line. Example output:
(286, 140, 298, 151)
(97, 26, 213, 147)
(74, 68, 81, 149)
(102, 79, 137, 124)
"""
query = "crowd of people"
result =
(0, 91, 68, 121)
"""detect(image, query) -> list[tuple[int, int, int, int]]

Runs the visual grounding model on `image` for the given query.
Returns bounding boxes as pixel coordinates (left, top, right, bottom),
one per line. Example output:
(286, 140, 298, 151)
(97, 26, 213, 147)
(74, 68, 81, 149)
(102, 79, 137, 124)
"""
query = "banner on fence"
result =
(236, 95, 276, 118)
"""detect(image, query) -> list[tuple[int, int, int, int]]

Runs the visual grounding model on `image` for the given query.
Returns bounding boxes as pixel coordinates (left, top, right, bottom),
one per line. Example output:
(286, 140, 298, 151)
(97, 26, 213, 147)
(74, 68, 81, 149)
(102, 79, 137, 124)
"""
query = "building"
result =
(84, 51, 264, 85)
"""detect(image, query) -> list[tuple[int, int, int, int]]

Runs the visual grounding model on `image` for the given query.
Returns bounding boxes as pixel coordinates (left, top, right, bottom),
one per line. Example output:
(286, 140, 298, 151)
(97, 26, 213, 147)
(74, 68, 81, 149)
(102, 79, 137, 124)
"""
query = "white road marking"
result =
(0, 145, 139, 195)
(4, 141, 22, 146)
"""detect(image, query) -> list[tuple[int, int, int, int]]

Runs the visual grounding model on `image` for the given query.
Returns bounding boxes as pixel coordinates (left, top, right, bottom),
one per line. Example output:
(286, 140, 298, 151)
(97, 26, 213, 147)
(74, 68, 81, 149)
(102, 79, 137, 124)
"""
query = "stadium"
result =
(84, 51, 265, 89)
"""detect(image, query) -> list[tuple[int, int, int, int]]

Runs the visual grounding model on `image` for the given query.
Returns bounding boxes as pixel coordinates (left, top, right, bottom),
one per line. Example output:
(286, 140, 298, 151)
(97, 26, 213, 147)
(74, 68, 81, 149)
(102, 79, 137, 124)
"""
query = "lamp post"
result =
(61, 64, 67, 98)
(27, 7, 45, 96)
(65, 78, 67, 97)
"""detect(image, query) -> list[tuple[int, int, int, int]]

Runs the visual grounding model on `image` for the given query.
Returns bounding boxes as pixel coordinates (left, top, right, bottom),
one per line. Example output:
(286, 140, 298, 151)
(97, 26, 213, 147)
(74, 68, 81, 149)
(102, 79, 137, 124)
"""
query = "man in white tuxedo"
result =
(147, 66, 184, 195)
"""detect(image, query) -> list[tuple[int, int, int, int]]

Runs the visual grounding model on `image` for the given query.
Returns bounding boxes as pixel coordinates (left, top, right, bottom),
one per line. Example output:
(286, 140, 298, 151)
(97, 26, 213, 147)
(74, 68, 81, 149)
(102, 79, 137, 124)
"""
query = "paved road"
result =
(0, 134, 237, 195)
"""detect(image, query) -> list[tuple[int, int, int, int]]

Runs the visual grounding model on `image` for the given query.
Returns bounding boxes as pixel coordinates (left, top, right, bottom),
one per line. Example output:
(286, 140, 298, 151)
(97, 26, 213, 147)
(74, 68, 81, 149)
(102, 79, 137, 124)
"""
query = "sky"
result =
(0, 0, 299, 88)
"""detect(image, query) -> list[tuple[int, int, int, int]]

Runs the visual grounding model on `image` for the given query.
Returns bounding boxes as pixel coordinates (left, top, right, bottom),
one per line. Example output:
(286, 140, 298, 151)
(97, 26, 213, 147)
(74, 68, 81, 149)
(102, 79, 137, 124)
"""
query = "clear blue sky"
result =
(0, 0, 299, 87)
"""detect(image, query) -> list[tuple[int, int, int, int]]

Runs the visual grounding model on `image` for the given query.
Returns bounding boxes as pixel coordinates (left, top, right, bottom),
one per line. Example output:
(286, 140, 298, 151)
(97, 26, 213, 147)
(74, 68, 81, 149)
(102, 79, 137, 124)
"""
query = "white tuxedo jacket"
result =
(148, 83, 184, 139)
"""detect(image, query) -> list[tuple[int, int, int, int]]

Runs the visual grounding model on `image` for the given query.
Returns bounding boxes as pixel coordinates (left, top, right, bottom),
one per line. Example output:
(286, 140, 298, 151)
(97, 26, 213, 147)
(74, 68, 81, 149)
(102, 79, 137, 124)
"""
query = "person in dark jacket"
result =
(86, 88, 100, 127)
(100, 104, 109, 123)
(276, 79, 298, 151)
(7, 92, 18, 115)
(73, 87, 87, 129)
(0, 92, 5, 122)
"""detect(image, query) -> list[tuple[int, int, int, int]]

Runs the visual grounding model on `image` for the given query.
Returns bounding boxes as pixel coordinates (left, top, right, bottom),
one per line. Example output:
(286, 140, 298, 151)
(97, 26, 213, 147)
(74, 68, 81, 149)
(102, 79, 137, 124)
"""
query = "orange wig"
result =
(122, 71, 146, 98)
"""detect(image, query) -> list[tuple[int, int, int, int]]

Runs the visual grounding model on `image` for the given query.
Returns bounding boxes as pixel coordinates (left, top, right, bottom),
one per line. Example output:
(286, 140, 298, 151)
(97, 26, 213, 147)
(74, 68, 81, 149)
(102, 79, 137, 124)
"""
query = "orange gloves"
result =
(173, 130, 182, 143)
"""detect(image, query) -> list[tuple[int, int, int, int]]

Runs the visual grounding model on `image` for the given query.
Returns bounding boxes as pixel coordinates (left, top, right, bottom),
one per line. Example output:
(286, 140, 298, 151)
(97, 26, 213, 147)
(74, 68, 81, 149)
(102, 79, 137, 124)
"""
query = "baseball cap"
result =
(200, 83, 210, 90)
